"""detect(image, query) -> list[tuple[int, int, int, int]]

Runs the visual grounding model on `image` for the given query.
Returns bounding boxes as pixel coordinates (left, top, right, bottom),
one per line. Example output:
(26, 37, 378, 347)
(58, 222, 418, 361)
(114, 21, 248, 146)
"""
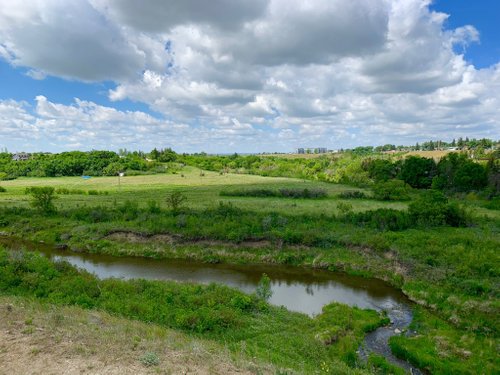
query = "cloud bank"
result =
(0, 0, 499, 152)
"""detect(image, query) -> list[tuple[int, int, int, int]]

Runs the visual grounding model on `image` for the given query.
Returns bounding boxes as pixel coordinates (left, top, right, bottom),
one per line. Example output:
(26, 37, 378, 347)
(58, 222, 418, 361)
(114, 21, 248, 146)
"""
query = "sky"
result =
(0, 0, 499, 153)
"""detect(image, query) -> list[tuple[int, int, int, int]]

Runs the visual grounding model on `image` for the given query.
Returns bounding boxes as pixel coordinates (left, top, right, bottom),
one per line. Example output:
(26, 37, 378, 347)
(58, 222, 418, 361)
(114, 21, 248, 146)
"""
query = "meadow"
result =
(0, 165, 499, 374)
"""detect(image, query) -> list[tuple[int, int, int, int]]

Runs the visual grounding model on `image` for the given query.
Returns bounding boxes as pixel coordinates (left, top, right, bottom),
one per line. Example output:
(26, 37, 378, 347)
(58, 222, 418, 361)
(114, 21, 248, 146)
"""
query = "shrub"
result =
(408, 191, 469, 227)
(118, 200, 139, 220)
(483, 197, 500, 210)
(25, 186, 57, 214)
(345, 209, 411, 231)
(279, 188, 327, 198)
(140, 352, 160, 367)
(146, 200, 161, 214)
(211, 201, 243, 218)
(338, 190, 366, 199)
(363, 158, 397, 182)
(336, 202, 353, 216)
(256, 273, 273, 301)
(220, 188, 327, 199)
(399, 156, 436, 188)
(165, 191, 187, 214)
(372, 180, 411, 201)
(0, 186, 6, 193)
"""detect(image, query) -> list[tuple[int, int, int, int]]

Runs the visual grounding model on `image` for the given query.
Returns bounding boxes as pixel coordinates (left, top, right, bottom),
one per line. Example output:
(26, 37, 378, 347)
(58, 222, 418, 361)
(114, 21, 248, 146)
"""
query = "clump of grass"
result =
(337, 191, 366, 199)
(220, 187, 327, 199)
(140, 352, 160, 367)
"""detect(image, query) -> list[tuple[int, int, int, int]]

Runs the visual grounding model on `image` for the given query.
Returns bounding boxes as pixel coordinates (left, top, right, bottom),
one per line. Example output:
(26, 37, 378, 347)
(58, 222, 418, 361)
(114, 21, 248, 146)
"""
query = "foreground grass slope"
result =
(0, 295, 264, 375)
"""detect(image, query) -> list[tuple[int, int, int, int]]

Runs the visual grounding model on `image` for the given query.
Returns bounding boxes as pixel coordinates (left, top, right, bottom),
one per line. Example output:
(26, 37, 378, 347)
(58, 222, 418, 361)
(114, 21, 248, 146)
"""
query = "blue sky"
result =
(431, 0, 500, 68)
(0, 0, 499, 153)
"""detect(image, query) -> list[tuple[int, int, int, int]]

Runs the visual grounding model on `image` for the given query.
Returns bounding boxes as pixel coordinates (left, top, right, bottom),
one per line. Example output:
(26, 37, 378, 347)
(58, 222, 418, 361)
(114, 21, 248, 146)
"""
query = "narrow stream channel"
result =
(0, 235, 421, 373)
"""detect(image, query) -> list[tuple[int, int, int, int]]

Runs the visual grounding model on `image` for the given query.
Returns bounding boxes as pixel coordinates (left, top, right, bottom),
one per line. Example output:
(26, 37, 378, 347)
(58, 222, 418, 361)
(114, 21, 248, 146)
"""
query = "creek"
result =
(0, 235, 421, 373)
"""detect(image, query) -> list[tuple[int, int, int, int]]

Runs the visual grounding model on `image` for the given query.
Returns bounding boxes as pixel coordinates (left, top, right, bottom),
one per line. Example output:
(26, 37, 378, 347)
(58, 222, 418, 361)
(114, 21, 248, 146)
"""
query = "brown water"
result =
(0, 235, 421, 373)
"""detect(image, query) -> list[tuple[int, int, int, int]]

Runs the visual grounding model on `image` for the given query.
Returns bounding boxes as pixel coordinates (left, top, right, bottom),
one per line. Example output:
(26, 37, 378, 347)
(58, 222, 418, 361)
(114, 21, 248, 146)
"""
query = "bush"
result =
(345, 209, 411, 231)
(0, 186, 6, 193)
(338, 191, 366, 199)
(118, 200, 140, 220)
(147, 200, 161, 214)
(408, 191, 469, 227)
(279, 188, 327, 198)
(336, 202, 353, 216)
(363, 159, 397, 182)
(140, 352, 160, 367)
(256, 273, 273, 301)
(483, 197, 500, 210)
(372, 180, 411, 201)
(399, 156, 436, 188)
(220, 188, 327, 199)
(165, 191, 187, 214)
(25, 186, 57, 214)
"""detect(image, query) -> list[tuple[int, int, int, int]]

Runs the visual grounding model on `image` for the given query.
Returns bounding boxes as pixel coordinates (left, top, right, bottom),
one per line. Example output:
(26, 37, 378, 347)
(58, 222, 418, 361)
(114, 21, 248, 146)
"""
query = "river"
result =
(0, 235, 421, 373)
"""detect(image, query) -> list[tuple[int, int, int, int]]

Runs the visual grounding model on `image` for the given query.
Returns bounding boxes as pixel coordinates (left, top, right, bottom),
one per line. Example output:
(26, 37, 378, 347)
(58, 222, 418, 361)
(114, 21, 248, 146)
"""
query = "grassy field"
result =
(0, 167, 499, 374)
(0, 166, 407, 215)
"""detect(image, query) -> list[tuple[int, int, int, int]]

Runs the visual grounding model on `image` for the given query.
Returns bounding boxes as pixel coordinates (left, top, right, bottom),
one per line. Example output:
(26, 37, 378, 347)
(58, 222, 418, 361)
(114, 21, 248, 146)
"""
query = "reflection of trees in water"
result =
(306, 284, 314, 296)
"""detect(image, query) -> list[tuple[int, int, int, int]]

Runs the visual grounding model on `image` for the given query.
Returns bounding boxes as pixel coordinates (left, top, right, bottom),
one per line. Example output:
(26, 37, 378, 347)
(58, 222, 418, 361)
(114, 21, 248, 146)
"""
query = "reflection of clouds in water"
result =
(268, 282, 399, 315)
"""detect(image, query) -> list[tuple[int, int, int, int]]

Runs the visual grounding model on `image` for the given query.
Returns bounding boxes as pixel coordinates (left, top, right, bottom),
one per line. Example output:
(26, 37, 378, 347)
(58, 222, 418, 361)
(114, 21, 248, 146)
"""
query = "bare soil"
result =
(105, 230, 272, 249)
(0, 298, 261, 375)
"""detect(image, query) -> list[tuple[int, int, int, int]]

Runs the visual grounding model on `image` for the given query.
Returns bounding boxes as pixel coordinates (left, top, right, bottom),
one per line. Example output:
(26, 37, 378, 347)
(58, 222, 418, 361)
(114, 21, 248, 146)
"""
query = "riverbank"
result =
(1, 247, 398, 374)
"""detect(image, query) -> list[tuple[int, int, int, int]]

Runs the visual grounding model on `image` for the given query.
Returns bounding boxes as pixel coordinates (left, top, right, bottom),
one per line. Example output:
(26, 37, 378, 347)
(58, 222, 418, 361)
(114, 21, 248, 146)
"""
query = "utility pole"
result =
(118, 171, 124, 190)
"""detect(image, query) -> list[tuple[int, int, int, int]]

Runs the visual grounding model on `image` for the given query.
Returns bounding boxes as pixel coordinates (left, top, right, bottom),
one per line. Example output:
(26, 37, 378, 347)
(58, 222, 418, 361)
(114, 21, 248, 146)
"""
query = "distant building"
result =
(297, 147, 327, 154)
(11, 152, 31, 161)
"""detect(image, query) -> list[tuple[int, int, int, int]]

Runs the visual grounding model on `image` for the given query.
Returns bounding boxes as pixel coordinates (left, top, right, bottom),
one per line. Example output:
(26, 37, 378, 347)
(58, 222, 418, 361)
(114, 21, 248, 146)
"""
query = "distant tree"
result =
(454, 161, 488, 191)
(399, 156, 436, 188)
(149, 148, 160, 160)
(363, 159, 397, 182)
(432, 153, 488, 192)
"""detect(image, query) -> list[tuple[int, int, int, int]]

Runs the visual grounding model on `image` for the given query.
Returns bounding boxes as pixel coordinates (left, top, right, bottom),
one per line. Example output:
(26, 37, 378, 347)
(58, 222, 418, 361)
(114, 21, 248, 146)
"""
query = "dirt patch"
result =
(0, 329, 146, 375)
(105, 230, 272, 249)
(0, 299, 262, 375)
(106, 231, 177, 245)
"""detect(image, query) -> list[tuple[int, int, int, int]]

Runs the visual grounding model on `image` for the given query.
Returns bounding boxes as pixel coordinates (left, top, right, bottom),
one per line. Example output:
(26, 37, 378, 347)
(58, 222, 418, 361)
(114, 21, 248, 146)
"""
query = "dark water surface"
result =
(0, 235, 421, 373)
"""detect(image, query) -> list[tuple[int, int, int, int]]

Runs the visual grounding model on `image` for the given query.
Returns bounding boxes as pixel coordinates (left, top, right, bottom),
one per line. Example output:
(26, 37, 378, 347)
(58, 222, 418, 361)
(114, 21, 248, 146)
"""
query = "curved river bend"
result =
(0, 236, 421, 373)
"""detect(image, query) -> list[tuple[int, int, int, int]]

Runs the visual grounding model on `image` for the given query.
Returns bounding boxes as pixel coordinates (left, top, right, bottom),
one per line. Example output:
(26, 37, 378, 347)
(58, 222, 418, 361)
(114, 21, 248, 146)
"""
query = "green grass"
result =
(0, 167, 406, 215)
(389, 308, 499, 374)
(0, 168, 499, 373)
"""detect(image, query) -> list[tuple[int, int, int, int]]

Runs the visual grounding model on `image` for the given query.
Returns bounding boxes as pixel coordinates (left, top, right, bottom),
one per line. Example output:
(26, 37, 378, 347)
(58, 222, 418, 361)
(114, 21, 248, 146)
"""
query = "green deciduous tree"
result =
(25, 186, 57, 214)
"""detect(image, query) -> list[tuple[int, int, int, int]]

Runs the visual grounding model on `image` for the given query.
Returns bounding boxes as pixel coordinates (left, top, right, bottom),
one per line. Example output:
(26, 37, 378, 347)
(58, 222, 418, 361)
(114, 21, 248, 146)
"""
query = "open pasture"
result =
(0, 166, 407, 215)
